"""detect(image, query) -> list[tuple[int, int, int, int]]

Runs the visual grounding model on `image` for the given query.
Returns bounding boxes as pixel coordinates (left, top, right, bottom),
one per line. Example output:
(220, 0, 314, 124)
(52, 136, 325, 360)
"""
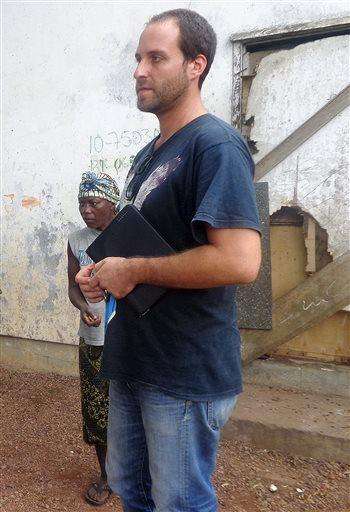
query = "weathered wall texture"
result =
(269, 225, 350, 362)
(2, 1, 349, 344)
(247, 35, 349, 257)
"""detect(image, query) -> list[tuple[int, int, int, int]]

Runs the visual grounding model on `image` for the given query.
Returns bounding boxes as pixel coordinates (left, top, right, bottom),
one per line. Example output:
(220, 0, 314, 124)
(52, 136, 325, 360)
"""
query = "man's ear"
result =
(188, 54, 207, 83)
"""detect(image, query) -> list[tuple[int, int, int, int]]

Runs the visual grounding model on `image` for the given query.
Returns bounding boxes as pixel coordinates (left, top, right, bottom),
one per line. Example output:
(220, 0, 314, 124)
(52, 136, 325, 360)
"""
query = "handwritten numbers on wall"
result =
(89, 127, 159, 175)
(89, 128, 159, 153)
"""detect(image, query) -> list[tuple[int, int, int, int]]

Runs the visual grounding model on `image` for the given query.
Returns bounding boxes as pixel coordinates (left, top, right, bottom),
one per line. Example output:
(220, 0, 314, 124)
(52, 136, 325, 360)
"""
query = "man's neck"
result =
(155, 93, 207, 149)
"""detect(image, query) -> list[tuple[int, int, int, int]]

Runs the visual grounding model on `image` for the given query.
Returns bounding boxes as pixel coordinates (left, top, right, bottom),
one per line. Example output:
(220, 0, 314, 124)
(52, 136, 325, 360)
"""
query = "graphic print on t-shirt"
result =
(133, 155, 182, 209)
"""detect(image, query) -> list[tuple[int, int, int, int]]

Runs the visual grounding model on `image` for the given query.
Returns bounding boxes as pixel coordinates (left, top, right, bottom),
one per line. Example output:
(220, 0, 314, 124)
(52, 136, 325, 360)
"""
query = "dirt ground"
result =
(0, 367, 349, 512)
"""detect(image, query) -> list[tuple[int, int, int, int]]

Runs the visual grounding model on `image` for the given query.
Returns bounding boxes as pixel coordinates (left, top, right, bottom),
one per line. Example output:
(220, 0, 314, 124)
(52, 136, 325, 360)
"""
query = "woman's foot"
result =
(85, 478, 112, 506)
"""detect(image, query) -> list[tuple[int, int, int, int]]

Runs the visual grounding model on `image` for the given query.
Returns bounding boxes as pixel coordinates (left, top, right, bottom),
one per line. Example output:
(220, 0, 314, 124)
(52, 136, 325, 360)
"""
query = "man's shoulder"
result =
(192, 114, 247, 154)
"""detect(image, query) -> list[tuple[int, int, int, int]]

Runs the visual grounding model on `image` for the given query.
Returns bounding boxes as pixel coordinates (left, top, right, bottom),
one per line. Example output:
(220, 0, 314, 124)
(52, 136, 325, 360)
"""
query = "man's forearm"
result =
(129, 243, 259, 289)
(88, 228, 261, 300)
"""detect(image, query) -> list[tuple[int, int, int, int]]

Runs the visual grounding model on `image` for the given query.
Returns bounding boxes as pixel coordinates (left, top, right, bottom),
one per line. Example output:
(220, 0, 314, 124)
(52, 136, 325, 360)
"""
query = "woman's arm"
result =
(67, 242, 101, 326)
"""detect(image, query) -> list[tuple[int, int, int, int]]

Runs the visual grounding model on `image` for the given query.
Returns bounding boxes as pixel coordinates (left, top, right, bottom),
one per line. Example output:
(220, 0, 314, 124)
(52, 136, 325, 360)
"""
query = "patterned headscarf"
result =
(78, 172, 120, 204)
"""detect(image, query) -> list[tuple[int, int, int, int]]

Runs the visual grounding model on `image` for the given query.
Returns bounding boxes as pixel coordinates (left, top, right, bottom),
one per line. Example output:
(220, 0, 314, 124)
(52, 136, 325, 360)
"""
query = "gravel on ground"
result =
(1, 367, 349, 512)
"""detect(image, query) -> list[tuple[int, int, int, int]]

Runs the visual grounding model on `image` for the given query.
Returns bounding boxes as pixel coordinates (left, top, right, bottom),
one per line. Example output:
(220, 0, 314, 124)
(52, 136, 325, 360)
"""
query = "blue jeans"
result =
(106, 379, 237, 512)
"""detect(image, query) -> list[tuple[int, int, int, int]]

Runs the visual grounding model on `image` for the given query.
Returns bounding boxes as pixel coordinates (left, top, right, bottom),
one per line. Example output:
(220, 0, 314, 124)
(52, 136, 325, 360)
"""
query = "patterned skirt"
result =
(78, 337, 109, 446)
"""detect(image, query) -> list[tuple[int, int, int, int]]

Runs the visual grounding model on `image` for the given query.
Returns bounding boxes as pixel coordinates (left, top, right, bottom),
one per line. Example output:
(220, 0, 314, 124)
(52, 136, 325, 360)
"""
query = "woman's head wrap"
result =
(78, 172, 120, 204)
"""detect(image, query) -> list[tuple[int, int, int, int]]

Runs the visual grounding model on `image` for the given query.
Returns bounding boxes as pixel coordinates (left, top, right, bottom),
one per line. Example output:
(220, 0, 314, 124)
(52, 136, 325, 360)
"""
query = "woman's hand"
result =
(80, 303, 102, 327)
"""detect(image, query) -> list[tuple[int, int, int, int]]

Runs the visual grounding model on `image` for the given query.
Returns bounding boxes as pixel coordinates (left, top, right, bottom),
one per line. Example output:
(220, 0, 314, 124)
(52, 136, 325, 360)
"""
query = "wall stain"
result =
(102, 37, 136, 107)
(22, 196, 41, 209)
(56, 330, 64, 343)
(2, 187, 77, 342)
(28, 223, 62, 274)
(41, 282, 59, 312)
(34, 223, 57, 251)
(3, 194, 15, 202)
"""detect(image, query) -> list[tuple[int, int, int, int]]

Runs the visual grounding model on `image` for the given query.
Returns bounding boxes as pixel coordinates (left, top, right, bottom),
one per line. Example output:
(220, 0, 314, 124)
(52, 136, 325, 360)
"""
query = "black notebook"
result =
(86, 204, 175, 315)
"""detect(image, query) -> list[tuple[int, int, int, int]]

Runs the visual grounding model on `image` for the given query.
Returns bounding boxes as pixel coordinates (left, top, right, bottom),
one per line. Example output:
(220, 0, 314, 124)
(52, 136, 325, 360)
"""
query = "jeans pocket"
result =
(206, 401, 217, 430)
(206, 396, 238, 431)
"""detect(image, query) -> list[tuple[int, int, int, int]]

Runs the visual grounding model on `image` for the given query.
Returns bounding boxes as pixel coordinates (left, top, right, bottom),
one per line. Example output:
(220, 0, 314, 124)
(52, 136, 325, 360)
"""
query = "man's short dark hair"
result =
(149, 9, 217, 88)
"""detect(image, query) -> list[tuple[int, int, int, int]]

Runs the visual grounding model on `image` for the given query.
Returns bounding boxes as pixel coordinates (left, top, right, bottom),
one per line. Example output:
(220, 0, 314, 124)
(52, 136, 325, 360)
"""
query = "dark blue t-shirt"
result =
(101, 114, 260, 400)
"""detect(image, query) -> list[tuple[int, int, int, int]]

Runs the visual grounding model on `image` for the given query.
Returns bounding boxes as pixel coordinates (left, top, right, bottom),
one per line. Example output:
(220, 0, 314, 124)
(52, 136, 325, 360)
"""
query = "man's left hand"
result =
(90, 257, 138, 299)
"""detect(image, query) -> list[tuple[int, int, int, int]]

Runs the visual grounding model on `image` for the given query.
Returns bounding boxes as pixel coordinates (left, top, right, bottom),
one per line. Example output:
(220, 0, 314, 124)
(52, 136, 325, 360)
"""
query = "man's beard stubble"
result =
(137, 71, 190, 114)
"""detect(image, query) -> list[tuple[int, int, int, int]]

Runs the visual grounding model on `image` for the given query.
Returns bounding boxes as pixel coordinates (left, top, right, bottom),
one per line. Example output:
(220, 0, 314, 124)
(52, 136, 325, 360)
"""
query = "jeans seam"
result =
(138, 440, 153, 512)
(183, 400, 191, 510)
(207, 401, 216, 430)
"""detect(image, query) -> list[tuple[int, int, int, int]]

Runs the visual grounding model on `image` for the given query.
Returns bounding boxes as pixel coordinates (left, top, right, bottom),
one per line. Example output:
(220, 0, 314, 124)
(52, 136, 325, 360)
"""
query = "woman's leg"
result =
(79, 338, 111, 506)
(95, 442, 107, 480)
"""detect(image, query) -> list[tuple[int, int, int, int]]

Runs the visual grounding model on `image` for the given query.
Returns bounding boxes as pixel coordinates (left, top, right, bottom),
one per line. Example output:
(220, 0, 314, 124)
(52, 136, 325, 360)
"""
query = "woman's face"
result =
(78, 197, 115, 230)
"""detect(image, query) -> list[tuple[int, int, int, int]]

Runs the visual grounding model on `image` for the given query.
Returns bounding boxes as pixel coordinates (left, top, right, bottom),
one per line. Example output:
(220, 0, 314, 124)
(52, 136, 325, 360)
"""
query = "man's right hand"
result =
(75, 264, 105, 303)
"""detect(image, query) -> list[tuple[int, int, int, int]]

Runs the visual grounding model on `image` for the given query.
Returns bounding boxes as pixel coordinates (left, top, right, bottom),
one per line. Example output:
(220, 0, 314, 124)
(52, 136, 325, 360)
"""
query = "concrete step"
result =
(243, 357, 350, 398)
(223, 384, 350, 464)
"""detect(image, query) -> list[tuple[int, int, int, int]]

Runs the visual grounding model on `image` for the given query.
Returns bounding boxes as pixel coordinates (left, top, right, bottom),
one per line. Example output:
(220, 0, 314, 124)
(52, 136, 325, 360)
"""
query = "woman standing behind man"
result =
(67, 172, 119, 506)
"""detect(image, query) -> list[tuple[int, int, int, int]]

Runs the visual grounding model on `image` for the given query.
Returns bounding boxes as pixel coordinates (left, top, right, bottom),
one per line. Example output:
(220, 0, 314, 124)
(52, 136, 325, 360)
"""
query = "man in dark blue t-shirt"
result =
(76, 8, 261, 511)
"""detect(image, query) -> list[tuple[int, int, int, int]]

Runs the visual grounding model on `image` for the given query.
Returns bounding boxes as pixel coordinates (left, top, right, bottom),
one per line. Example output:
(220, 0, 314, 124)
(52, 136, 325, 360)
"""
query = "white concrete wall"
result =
(247, 35, 350, 257)
(2, 1, 349, 344)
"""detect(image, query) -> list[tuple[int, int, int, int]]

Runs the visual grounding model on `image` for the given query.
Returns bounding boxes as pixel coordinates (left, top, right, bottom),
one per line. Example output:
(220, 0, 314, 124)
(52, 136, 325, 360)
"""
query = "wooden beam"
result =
(241, 251, 350, 365)
(231, 41, 244, 130)
(231, 17, 350, 44)
(255, 85, 350, 180)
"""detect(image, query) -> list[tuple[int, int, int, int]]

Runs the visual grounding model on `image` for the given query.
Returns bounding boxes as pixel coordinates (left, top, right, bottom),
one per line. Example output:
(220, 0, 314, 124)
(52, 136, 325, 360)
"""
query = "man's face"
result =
(78, 197, 115, 230)
(134, 20, 190, 113)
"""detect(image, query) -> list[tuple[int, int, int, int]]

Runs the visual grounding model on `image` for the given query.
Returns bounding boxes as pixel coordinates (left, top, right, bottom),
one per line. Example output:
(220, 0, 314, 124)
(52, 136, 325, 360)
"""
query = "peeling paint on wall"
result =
(42, 282, 59, 312)
(246, 35, 350, 257)
(3, 194, 15, 202)
(101, 37, 137, 107)
(1, 184, 81, 343)
(22, 196, 41, 208)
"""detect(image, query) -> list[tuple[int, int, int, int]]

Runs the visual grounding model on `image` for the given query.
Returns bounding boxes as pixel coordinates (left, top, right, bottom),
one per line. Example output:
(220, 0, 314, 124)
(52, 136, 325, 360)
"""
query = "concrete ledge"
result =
(224, 418, 350, 464)
(0, 336, 78, 377)
(223, 384, 350, 464)
(244, 357, 350, 398)
(2, 337, 349, 463)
